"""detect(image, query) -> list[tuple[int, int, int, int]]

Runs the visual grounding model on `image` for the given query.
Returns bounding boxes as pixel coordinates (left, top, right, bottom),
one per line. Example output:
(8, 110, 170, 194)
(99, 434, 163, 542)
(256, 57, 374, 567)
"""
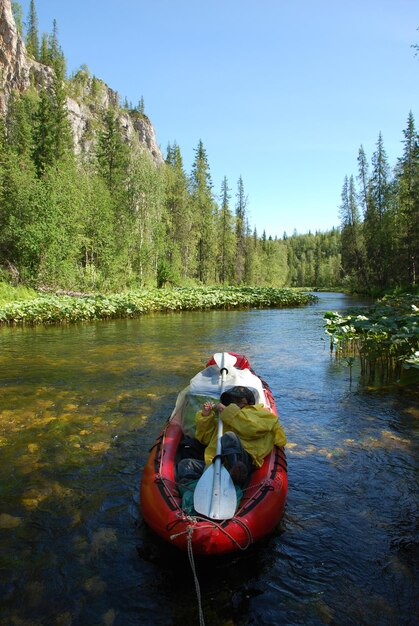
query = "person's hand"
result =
(215, 402, 226, 413)
(202, 401, 215, 416)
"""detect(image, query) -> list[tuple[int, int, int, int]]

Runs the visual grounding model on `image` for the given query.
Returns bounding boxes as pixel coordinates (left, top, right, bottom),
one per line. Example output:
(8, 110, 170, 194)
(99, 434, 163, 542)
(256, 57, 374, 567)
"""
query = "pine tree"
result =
(25, 0, 39, 60)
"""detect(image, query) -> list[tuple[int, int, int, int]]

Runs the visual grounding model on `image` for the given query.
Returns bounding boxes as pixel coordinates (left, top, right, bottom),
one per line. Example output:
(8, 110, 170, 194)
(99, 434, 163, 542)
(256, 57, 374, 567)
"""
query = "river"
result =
(0, 293, 417, 626)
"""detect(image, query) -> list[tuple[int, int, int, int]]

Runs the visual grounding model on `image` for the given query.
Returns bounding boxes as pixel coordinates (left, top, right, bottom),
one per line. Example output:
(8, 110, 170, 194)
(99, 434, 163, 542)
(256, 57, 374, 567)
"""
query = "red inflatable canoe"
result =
(140, 353, 288, 556)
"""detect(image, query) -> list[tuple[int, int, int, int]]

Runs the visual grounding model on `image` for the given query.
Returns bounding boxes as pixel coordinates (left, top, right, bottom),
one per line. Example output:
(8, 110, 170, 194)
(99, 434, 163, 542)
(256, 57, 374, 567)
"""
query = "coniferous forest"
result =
(0, 2, 418, 296)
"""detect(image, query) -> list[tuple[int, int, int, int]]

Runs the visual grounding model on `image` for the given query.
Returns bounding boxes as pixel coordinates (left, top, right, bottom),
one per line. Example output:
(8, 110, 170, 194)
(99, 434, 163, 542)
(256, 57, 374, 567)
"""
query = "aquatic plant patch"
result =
(0, 287, 317, 326)
(324, 293, 419, 384)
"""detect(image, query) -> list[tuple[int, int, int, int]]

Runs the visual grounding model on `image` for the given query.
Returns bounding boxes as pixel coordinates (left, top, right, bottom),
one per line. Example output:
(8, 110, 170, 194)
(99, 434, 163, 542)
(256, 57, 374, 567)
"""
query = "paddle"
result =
(193, 352, 238, 520)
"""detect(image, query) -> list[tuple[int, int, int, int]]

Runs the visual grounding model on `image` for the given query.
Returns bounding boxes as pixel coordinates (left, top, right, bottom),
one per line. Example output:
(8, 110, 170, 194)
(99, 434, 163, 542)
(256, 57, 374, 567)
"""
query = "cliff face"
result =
(0, 0, 164, 165)
(0, 0, 53, 113)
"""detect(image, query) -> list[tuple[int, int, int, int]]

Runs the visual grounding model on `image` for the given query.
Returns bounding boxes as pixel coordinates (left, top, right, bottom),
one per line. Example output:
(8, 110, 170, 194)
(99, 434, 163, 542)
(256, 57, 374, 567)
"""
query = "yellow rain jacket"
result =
(195, 403, 286, 468)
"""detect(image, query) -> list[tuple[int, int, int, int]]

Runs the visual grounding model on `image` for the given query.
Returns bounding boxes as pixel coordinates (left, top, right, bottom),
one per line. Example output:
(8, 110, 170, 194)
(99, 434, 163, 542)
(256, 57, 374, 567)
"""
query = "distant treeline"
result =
(1, 1, 417, 294)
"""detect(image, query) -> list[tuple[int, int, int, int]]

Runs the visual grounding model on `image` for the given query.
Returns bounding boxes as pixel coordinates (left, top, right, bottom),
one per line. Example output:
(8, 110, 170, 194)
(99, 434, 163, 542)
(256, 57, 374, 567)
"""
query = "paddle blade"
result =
(193, 462, 237, 520)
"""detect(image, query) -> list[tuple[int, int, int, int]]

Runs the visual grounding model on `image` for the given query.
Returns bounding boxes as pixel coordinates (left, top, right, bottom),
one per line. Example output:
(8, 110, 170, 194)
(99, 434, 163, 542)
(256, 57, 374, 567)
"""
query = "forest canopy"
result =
(1, 1, 418, 294)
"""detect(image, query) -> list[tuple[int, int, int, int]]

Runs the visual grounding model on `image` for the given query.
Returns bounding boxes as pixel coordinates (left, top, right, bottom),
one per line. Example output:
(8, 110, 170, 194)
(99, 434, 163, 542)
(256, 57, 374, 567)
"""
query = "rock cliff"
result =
(0, 0, 53, 112)
(0, 0, 163, 165)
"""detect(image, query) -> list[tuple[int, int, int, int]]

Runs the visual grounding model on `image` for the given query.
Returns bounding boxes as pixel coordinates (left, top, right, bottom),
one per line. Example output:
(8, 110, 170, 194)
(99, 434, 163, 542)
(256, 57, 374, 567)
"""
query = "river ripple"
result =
(0, 293, 417, 625)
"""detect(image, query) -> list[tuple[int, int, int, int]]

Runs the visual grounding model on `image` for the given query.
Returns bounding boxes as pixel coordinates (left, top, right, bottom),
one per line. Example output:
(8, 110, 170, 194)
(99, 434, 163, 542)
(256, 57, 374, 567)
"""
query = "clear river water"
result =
(0, 293, 417, 626)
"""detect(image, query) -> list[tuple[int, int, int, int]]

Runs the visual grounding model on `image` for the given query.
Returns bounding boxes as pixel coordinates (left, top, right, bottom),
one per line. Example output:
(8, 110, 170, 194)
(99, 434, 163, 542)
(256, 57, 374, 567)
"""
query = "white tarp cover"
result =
(189, 364, 265, 404)
(170, 364, 267, 434)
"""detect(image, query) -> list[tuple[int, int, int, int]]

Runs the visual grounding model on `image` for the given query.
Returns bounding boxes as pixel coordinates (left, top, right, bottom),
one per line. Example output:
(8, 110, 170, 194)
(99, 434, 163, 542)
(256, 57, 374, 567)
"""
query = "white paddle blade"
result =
(213, 352, 237, 371)
(193, 463, 237, 520)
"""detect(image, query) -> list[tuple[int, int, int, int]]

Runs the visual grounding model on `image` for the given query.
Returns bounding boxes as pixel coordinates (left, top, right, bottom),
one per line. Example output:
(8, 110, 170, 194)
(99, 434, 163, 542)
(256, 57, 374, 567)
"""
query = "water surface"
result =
(0, 293, 417, 625)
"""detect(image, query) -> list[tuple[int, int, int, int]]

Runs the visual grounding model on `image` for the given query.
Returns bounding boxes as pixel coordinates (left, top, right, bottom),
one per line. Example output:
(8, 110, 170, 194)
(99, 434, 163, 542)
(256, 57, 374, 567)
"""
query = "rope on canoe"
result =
(186, 526, 205, 626)
(170, 515, 254, 626)
(169, 514, 253, 551)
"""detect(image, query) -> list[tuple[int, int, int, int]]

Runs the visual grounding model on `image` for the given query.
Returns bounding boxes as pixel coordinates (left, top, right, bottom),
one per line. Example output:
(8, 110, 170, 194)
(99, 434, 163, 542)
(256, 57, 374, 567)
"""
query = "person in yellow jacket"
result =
(177, 386, 286, 487)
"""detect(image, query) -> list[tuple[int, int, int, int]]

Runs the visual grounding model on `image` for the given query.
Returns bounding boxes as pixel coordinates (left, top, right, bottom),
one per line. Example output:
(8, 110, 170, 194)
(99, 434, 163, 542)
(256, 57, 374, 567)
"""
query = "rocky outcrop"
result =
(0, 0, 53, 114)
(65, 73, 164, 164)
(122, 110, 164, 165)
(0, 0, 164, 165)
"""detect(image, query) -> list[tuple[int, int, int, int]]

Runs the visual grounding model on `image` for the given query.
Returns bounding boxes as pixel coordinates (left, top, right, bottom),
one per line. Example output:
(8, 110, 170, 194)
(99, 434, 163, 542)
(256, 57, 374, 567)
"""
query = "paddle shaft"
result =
(193, 352, 238, 519)
(208, 366, 227, 518)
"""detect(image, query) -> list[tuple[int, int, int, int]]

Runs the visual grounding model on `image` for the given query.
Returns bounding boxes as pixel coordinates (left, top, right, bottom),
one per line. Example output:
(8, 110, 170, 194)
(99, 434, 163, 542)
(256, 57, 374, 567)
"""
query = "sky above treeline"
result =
(19, 0, 419, 237)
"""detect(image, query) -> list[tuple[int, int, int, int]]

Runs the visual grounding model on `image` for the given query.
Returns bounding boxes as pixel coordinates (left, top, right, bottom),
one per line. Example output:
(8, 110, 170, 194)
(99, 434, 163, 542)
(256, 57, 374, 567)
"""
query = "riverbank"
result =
(0, 286, 317, 325)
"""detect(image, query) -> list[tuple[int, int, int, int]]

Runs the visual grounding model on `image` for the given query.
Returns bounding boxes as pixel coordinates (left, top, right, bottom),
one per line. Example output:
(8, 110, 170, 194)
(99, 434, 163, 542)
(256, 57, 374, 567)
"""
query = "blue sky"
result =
(19, 0, 419, 237)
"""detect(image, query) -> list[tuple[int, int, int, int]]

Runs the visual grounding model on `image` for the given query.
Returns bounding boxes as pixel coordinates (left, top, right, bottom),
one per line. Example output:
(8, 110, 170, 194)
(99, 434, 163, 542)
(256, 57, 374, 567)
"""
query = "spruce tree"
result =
(50, 48, 73, 163)
(164, 142, 193, 279)
(12, 2, 23, 36)
(48, 19, 66, 76)
(40, 34, 49, 65)
(218, 176, 236, 283)
(395, 111, 419, 285)
(190, 140, 215, 283)
(31, 19, 72, 175)
(235, 175, 247, 283)
(32, 86, 55, 175)
(364, 133, 391, 288)
(25, 0, 39, 60)
(357, 145, 371, 217)
(5, 91, 35, 158)
(243, 218, 255, 284)
(32, 78, 72, 175)
(97, 108, 129, 194)
(339, 175, 367, 289)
